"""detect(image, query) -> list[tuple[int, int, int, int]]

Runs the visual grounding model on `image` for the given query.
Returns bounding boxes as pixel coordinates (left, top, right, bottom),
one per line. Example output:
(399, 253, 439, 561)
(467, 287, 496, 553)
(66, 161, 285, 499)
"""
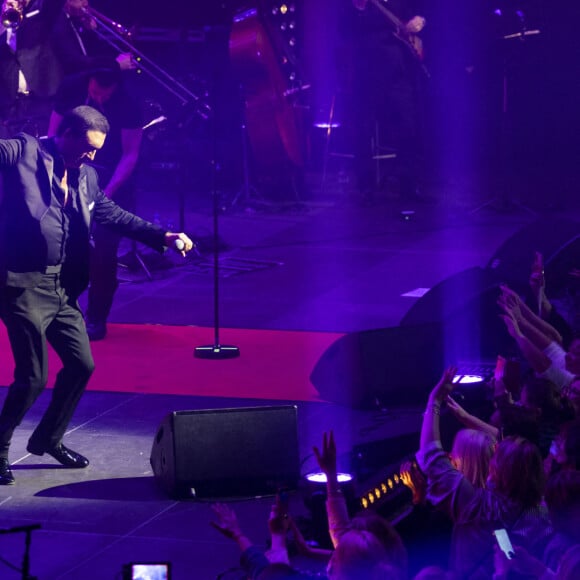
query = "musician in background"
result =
(349, 0, 426, 203)
(0, 0, 64, 137)
(48, 67, 143, 341)
(51, 0, 135, 76)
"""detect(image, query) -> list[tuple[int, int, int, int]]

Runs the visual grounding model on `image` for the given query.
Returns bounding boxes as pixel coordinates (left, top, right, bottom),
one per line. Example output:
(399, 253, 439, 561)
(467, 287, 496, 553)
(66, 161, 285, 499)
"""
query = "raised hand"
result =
(446, 395, 469, 421)
(400, 460, 426, 504)
(429, 366, 457, 404)
(498, 285, 523, 320)
(210, 503, 243, 540)
(405, 15, 426, 34)
(268, 503, 290, 536)
(529, 252, 545, 295)
(313, 430, 337, 483)
(500, 310, 522, 340)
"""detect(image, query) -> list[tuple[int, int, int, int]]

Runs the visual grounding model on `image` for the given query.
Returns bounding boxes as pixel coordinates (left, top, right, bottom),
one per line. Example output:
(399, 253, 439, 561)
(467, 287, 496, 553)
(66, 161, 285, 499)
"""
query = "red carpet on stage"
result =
(0, 323, 344, 402)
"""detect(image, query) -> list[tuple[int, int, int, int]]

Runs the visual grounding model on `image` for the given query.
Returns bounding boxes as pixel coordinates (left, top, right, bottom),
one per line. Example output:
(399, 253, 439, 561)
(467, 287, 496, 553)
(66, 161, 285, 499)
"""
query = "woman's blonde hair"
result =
(450, 429, 495, 489)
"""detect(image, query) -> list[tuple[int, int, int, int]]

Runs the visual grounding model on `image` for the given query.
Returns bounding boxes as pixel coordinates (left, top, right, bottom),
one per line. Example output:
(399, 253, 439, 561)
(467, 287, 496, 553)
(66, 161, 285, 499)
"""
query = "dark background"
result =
(89, 0, 580, 209)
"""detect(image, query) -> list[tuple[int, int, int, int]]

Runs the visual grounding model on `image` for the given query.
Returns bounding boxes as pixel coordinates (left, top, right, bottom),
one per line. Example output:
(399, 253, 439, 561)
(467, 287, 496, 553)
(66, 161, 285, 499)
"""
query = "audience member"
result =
(399, 459, 453, 576)
(211, 501, 274, 579)
(556, 544, 580, 580)
(325, 529, 394, 580)
(499, 285, 578, 390)
(528, 251, 574, 348)
(210, 502, 321, 579)
(563, 377, 580, 416)
(412, 566, 454, 580)
(494, 543, 580, 580)
(448, 428, 496, 489)
(543, 470, 580, 571)
(313, 431, 408, 579)
(525, 376, 574, 450)
(417, 367, 553, 578)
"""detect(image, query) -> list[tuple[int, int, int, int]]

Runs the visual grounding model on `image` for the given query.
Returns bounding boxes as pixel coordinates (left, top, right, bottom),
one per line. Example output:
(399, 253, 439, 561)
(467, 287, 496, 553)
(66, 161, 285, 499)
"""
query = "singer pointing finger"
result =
(0, 105, 193, 486)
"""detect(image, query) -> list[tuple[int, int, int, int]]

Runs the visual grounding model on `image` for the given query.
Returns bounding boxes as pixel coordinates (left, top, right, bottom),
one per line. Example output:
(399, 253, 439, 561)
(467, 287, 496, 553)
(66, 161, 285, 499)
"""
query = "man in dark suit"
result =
(0, 105, 194, 485)
(0, 0, 64, 137)
(49, 68, 144, 340)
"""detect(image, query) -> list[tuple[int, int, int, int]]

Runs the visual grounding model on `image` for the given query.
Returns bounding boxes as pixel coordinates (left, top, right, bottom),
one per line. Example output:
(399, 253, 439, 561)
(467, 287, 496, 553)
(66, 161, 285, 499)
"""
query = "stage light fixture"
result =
(304, 471, 354, 484)
(453, 373, 485, 384)
(356, 463, 414, 524)
(280, 4, 288, 15)
(301, 471, 357, 549)
(313, 122, 341, 129)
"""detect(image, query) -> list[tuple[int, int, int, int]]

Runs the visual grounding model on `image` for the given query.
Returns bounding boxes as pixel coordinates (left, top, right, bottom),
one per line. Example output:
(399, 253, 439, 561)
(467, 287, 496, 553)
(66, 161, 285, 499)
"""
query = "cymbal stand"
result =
(0, 524, 41, 580)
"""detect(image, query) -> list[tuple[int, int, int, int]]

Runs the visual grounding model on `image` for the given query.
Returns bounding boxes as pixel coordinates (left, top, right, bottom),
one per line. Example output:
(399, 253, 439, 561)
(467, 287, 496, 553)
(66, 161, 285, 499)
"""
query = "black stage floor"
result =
(1, 172, 578, 579)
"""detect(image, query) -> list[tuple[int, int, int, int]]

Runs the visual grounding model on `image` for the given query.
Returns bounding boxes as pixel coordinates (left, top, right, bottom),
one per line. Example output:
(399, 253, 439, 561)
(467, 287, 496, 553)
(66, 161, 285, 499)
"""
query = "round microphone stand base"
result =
(194, 344, 240, 360)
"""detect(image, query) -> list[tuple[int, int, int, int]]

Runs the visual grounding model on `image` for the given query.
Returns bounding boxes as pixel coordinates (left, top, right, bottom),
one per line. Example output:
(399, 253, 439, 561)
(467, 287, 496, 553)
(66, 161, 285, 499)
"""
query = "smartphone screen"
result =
(493, 529, 514, 559)
(127, 563, 170, 580)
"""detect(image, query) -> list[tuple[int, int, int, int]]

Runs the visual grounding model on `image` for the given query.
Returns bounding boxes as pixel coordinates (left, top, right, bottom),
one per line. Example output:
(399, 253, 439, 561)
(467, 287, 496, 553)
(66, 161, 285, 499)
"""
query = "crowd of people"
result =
(210, 256, 579, 579)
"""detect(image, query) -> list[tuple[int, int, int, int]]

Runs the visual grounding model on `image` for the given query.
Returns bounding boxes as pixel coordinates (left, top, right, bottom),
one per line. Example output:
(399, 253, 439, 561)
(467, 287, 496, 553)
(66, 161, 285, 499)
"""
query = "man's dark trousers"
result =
(0, 272, 94, 458)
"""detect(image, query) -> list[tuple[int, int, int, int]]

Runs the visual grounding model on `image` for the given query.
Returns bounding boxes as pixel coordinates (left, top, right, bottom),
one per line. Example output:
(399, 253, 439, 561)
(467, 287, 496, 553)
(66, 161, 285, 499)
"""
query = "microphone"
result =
(173, 237, 200, 256)
(142, 115, 167, 131)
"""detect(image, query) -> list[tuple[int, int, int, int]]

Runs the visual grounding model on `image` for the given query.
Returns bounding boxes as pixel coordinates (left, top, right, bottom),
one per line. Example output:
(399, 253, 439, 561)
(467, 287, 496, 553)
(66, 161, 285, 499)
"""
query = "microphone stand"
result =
(194, 85, 240, 360)
(0, 524, 41, 580)
(470, 10, 539, 215)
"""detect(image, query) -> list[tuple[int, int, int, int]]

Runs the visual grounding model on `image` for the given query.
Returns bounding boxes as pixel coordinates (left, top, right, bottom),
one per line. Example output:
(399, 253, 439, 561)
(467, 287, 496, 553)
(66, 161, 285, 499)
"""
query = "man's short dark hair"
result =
(56, 105, 110, 137)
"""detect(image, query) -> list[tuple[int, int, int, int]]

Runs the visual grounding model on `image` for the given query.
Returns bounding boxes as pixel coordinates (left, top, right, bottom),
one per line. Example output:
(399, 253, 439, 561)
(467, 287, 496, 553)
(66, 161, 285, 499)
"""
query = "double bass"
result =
(229, 7, 305, 195)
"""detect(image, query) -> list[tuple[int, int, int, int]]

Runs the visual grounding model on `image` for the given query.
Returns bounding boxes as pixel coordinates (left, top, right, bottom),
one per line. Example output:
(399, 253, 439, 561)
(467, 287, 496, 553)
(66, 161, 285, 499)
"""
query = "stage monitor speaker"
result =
(311, 269, 510, 409)
(399, 266, 509, 360)
(150, 405, 299, 499)
(487, 217, 579, 293)
(310, 322, 446, 409)
(400, 267, 499, 327)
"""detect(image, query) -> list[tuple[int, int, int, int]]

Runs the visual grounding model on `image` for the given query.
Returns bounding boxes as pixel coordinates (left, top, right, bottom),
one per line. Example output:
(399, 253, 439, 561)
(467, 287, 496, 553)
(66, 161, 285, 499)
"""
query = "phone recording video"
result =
(493, 529, 515, 560)
(122, 562, 171, 580)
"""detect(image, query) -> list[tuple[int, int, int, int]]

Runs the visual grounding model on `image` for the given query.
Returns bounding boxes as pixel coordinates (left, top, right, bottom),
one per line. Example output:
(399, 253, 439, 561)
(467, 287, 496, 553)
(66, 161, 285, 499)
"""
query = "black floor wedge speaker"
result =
(150, 405, 300, 499)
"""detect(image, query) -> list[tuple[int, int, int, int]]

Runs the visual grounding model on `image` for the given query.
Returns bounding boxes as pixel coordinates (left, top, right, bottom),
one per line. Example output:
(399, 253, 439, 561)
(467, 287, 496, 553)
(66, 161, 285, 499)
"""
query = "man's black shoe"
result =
(86, 321, 107, 341)
(27, 442, 89, 468)
(0, 458, 15, 485)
